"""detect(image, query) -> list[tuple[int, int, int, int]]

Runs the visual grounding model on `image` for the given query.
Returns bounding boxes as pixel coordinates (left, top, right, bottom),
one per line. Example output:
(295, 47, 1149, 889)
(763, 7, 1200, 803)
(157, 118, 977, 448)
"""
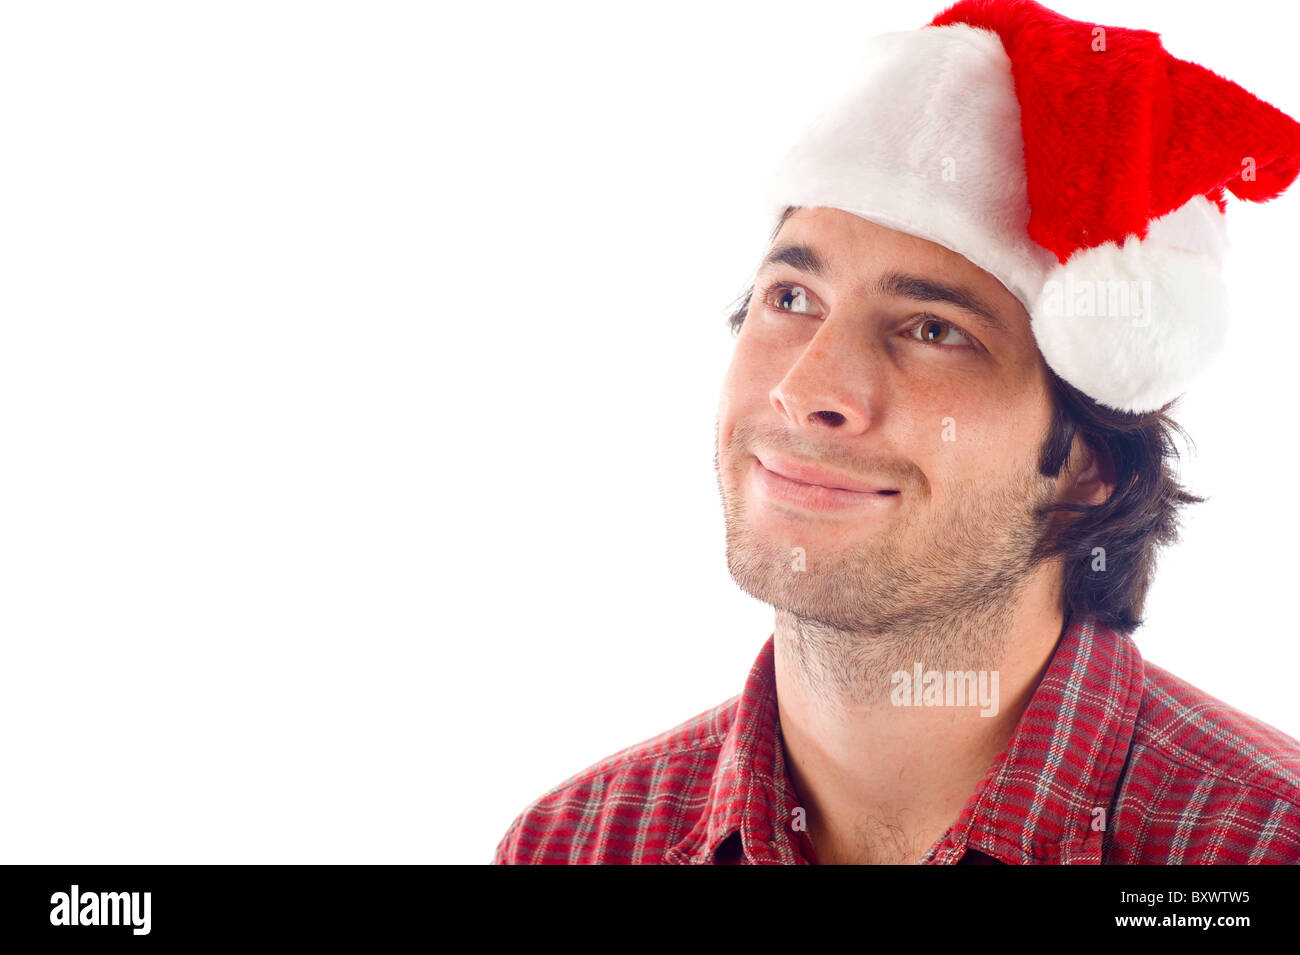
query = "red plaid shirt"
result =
(493, 615, 1300, 864)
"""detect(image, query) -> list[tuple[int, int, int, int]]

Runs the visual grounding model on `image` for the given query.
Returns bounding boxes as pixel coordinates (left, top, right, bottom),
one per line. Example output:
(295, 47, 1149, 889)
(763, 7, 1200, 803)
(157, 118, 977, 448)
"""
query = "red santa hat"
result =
(760, 0, 1300, 413)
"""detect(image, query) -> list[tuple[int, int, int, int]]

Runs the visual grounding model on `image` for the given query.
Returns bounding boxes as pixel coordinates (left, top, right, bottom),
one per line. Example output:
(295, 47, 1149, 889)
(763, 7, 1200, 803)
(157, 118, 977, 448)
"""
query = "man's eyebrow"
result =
(761, 243, 827, 278)
(760, 242, 1008, 334)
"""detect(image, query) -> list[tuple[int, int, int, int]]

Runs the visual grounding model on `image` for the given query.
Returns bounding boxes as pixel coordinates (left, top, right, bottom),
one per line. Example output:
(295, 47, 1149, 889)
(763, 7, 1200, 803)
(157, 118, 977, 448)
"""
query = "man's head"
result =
(715, 206, 1201, 638)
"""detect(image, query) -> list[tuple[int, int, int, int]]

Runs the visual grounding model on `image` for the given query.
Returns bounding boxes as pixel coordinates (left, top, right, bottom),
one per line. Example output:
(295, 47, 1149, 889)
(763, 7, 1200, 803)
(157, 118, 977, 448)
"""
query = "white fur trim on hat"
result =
(760, 24, 1058, 310)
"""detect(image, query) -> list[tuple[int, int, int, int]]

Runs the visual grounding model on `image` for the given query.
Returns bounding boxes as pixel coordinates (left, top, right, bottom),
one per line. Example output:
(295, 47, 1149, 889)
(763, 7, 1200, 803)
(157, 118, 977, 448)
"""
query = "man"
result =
(493, 0, 1300, 864)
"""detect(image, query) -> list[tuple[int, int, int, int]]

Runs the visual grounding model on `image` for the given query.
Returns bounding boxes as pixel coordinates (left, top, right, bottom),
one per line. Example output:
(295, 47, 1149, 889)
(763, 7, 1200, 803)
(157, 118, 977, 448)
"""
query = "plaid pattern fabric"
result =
(493, 615, 1300, 864)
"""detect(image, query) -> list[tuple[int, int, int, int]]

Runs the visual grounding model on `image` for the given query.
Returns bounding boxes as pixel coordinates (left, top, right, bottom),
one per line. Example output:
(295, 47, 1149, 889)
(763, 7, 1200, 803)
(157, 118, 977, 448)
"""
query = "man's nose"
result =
(769, 315, 881, 434)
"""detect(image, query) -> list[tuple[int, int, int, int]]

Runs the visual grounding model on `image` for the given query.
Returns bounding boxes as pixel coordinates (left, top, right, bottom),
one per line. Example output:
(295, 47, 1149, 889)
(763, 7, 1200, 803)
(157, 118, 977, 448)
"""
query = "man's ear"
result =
(1063, 435, 1116, 508)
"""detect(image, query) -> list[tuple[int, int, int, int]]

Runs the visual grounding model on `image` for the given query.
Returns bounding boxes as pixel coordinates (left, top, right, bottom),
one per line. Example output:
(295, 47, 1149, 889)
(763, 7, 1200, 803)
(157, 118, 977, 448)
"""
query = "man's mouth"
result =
(754, 452, 898, 494)
(751, 453, 902, 513)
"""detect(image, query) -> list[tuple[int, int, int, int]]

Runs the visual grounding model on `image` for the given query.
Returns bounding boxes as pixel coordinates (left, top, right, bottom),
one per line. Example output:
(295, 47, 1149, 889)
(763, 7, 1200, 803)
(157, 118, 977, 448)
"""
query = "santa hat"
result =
(760, 0, 1300, 413)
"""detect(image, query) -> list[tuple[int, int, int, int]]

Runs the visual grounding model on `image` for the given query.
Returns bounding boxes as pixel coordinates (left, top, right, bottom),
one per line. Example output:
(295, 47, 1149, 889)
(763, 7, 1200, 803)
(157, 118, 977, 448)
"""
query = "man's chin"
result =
(724, 546, 891, 632)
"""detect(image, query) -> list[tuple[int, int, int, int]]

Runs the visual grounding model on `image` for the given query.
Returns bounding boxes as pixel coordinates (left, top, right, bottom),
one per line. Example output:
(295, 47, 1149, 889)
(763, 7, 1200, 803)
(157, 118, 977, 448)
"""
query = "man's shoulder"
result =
(1108, 658, 1300, 863)
(1133, 660, 1300, 796)
(491, 693, 741, 864)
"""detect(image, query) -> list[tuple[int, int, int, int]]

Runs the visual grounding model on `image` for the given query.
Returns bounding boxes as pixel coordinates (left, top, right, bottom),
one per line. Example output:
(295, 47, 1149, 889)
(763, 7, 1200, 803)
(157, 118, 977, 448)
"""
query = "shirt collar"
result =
(667, 614, 1144, 865)
(666, 637, 809, 864)
(925, 614, 1145, 864)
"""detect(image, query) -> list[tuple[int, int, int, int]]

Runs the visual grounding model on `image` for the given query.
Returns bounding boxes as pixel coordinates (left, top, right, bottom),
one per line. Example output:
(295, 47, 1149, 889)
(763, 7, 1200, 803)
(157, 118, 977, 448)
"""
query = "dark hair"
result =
(724, 205, 1206, 634)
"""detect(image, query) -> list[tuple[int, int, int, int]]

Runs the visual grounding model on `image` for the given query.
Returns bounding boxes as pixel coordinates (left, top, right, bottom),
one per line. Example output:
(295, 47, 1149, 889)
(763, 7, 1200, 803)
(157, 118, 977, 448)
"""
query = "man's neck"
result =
(773, 572, 1067, 864)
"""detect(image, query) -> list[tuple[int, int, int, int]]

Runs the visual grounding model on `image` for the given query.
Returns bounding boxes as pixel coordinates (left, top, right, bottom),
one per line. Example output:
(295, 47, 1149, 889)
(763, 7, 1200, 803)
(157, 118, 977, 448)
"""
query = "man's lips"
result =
(749, 452, 902, 514)
(753, 452, 898, 495)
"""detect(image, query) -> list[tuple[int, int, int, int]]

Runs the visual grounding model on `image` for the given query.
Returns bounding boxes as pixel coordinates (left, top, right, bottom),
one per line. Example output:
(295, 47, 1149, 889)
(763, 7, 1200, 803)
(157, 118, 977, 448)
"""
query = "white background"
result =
(1, 1, 1296, 865)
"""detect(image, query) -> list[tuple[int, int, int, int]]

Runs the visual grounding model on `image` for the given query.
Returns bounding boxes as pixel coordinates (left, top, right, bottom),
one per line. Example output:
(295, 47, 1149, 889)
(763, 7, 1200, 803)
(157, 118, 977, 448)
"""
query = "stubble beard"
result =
(715, 424, 1060, 706)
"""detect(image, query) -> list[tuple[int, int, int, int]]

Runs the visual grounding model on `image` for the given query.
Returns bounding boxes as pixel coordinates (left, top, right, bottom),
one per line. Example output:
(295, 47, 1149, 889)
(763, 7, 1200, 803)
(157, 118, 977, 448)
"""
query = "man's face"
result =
(716, 206, 1065, 636)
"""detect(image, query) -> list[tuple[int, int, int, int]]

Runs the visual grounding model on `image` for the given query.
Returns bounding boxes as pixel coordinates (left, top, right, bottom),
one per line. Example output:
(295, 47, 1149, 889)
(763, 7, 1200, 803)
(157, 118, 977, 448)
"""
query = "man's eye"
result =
(763, 282, 818, 315)
(910, 316, 973, 348)
(760, 286, 975, 350)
